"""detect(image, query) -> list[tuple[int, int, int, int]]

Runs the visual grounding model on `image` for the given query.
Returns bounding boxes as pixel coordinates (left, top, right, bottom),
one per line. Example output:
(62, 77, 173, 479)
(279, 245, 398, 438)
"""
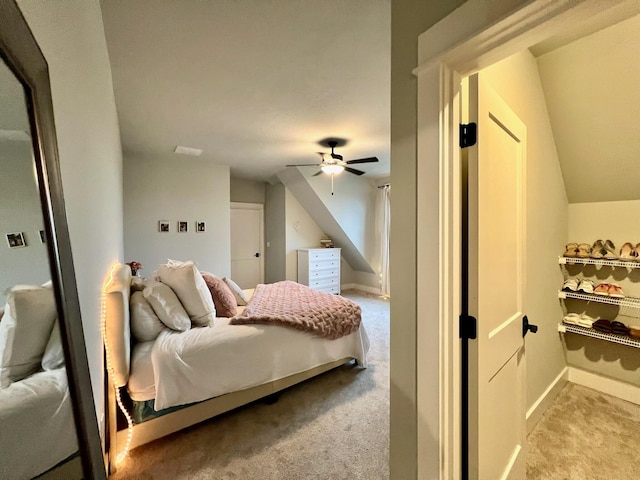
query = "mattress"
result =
(128, 305, 369, 410)
(0, 368, 78, 479)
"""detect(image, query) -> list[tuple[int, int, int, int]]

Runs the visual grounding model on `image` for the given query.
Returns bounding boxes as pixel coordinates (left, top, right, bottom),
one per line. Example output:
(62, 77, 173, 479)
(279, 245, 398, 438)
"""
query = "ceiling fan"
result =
(286, 140, 379, 177)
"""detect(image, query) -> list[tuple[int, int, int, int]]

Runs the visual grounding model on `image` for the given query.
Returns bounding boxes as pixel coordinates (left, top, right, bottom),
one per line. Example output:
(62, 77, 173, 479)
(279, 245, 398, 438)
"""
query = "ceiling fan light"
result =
(321, 164, 344, 175)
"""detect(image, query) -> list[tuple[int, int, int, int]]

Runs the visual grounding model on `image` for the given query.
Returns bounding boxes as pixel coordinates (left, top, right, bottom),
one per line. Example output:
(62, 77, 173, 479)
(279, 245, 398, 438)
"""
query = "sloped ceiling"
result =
(534, 13, 640, 204)
(100, 0, 390, 181)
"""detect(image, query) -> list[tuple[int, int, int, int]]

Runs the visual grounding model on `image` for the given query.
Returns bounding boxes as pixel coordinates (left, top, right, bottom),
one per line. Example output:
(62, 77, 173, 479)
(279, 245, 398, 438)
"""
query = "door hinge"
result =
(460, 314, 477, 339)
(460, 123, 477, 148)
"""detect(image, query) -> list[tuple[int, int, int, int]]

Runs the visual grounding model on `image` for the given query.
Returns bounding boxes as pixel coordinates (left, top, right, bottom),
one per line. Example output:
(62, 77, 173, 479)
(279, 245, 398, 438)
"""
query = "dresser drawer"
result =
(310, 249, 340, 261)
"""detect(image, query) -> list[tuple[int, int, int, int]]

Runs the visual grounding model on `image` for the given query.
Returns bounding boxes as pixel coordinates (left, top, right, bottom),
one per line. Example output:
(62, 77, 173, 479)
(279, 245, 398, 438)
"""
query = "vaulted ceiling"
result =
(100, 0, 391, 181)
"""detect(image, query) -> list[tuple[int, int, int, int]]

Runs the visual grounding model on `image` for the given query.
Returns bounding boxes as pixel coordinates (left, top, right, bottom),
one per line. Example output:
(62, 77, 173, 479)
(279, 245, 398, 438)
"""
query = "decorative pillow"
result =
(130, 291, 168, 341)
(142, 281, 191, 332)
(202, 273, 237, 318)
(154, 261, 215, 326)
(0, 284, 57, 387)
(222, 277, 249, 306)
(41, 321, 65, 370)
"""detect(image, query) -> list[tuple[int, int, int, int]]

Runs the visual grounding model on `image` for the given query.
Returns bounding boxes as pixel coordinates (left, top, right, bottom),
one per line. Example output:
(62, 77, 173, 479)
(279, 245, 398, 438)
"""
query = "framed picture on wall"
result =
(196, 221, 206, 232)
(178, 221, 188, 233)
(159, 221, 170, 232)
(6, 232, 26, 248)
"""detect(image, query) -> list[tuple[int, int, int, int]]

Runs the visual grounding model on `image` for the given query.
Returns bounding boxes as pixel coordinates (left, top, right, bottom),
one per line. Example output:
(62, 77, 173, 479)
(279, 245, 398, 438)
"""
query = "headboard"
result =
(104, 264, 132, 388)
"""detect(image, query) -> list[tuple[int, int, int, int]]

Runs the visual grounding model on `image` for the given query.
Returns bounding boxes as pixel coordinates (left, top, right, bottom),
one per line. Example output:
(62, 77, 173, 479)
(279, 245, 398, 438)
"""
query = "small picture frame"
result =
(39, 230, 46, 243)
(196, 221, 206, 232)
(178, 221, 188, 233)
(159, 220, 170, 232)
(6, 232, 26, 248)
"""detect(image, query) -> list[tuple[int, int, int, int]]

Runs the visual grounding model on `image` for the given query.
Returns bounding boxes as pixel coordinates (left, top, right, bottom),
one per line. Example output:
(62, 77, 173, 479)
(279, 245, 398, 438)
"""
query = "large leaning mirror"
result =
(0, 2, 105, 479)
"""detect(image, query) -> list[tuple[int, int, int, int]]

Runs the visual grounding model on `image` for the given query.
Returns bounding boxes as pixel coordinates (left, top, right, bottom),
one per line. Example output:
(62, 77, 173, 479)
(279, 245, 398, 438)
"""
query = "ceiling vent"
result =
(174, 145, 203, 156)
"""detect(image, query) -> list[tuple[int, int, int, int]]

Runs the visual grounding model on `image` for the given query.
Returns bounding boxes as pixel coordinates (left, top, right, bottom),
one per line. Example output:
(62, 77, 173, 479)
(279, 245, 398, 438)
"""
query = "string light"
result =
(101, 263, 134, 466)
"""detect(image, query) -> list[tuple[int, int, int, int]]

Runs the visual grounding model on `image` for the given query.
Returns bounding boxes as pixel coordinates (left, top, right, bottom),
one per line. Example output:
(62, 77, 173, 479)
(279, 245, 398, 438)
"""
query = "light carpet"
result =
(527, 382, 640, 479)
(111, 290, 389, 480)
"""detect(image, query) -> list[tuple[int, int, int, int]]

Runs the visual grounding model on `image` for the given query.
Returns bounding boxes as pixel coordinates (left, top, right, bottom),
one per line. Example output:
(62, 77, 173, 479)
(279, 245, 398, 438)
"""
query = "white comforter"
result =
(129, 318, 369, 410)
(0, 369, 78, 479)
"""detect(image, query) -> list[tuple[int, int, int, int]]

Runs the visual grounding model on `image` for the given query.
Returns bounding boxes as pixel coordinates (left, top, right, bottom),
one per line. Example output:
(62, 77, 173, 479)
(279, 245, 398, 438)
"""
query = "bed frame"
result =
(104, 264, 355, 474)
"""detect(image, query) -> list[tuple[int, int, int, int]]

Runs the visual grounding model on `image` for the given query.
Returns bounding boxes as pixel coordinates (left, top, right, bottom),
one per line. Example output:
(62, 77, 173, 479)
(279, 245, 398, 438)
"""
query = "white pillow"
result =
(130, 291, 168, 341)
(154, 261, 216, 326)
(222, 277, 249, 306)
(142, 281, 191, 331)
(41, 321, 65, 370)
(0, 284, 57, 387)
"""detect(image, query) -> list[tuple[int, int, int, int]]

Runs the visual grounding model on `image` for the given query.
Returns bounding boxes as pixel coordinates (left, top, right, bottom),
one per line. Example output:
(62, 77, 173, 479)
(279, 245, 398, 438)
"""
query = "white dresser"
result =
(297, 248, 341, 294)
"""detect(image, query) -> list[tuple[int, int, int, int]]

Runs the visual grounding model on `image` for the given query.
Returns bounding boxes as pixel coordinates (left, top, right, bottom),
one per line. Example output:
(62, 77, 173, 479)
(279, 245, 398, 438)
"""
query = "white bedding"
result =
(0, 369, 78, 479)
(128, 297, 369, 410)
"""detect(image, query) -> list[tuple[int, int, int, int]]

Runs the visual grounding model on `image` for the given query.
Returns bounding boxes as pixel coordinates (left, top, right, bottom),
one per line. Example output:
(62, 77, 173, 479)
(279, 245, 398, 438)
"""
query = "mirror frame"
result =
(0, 2, 106, 478)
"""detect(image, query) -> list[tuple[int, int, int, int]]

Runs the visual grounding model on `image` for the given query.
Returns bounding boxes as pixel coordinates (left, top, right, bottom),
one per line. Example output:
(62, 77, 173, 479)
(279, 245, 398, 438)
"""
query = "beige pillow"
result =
(130, 291, 168, 341)
(142, 281, 191, 332)
(154, 261, 215, 326)
(222, 277, 249, 306)
(41, 321, 65, 370)
(0, 284, 57, 387)
(202, 273, 237, 318)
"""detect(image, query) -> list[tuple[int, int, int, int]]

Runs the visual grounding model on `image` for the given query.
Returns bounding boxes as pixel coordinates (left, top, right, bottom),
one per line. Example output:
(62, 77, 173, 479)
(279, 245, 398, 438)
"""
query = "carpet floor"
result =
(110, 290, 389, 480)
(527, 382, 640, 479)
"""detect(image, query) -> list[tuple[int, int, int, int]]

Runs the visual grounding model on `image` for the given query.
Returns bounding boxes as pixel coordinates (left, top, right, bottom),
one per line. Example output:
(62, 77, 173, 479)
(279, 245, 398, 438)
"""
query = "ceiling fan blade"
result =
(286, 163, 322, 167)
(346, 157, 379, 164)
(345, 167, 365, 176)
(313, 170, 323, 176)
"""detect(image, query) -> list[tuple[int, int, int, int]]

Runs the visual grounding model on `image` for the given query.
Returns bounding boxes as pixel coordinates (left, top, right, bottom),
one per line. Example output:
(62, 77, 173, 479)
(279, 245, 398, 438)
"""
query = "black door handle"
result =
(255, 252, 260, 258)
(522, 315, 538, 337)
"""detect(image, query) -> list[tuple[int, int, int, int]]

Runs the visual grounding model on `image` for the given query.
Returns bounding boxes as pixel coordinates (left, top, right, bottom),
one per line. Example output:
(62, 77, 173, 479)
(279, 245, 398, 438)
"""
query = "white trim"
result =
(230, 202, 264, 284)
(567, 367, 640, 406)
(525, 367, 568, 434)
(414, 0, 640, 478)
(341, 283, 383, 296)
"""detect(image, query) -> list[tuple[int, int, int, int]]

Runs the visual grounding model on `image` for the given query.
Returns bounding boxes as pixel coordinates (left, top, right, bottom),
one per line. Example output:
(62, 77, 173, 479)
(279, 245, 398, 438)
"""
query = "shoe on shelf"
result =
(634, 243, 640, 262)
(590, 240, 605, 259)
(610, 320, 630, 335)
(593, 283, 610, 296)
(629, 326, 640, 338)
(607, 283, 625, 298)
(562, 313, 581, 325)
(562, 278, 580, 292)
(576, 243, 592, 258)
(563, 243, 579, 258)
(593, 319, 612, 333)
(619, 242, 637, 261)
(603, 240, 617, 259)
(578, 313, 595, 327)
(577, 279, 595, 294)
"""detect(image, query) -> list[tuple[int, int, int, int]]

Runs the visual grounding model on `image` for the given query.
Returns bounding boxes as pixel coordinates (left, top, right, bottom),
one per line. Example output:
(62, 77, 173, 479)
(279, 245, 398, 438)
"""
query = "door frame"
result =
(413, 0, 640, 478)
(230, 202, 264, 285)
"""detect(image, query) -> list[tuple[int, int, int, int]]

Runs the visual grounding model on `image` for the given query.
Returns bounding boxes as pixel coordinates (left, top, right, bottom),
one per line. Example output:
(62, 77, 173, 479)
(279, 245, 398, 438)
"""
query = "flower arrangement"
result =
(126, 261, 143, 276)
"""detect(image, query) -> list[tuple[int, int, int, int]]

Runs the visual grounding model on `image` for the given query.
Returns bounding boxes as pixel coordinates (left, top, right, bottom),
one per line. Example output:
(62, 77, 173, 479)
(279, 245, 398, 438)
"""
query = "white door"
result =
(467, 72, 528, 480)
(230, 203, 264, 289)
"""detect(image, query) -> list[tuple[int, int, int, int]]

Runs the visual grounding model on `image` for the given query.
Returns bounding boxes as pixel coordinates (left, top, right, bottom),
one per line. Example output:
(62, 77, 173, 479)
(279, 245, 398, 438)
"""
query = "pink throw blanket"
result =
(230, 281, 361, 340)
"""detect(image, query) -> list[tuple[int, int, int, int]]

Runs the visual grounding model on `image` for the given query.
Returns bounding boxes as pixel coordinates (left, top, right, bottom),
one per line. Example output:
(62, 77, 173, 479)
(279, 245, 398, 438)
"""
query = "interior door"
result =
(467, 72, 527, 480)
(230, 203, 264, 289)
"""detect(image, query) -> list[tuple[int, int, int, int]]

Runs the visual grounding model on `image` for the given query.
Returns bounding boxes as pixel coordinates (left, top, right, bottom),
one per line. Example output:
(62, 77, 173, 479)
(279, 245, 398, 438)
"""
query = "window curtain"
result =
(376, 184, 390, 297)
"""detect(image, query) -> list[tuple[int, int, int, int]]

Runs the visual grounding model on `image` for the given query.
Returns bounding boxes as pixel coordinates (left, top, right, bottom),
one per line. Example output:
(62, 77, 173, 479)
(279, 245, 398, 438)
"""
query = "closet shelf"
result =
(558, 322, 640, 349)
(558, 290, 640, 308)
(558, 256, 640, 269)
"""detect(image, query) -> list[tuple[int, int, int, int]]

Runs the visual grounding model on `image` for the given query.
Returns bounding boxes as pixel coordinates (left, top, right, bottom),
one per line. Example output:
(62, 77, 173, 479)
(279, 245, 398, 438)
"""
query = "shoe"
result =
(634, 243, 640, 262)
(577, 279, 595, 294)
(562, 278, 580, 292)
(593, 319, 612, 333)
(610, 320, 630, 335)
(593, 283, 610, 296)
(629, 326, 640, 338)
(578, 313, 595, 327)
(563, 243, 579, 258)
(607, 284, 625, 298)
(619, 242, 637, 261)
(591, 240, 605, 259)
(603, 240, 617, 259)
(562, 313, 581, 325)
(576, 243, 592, 258)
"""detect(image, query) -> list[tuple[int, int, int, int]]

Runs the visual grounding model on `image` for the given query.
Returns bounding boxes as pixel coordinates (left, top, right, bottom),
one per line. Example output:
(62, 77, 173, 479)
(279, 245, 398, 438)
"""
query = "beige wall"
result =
(18, 0, 124, 432)
(390, 1, 466, 478)
(230, 177, 266, 204)
(482, 50, 569, 411)
(566, 201, 640, 384)
(123, 154, 231, 277)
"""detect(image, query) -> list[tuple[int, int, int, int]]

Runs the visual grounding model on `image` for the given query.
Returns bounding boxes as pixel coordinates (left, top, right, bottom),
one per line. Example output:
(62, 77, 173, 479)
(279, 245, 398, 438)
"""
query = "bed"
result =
(105, 262, 369, 472)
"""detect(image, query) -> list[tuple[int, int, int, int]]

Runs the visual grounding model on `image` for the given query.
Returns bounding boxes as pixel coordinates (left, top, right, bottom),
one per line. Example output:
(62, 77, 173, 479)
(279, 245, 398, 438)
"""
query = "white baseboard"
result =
(526, 367, 568, 434)
(341, 283, 382, 295)
(567, 367, 640, 406)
